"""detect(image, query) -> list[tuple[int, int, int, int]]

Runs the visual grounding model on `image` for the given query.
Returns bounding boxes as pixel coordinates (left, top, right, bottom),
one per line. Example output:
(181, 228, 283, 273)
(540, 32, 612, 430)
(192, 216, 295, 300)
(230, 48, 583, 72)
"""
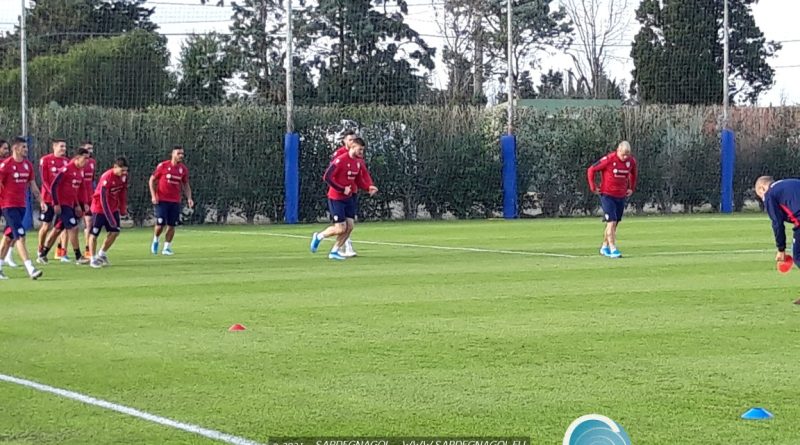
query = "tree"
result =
(174, 33, 235, 106)
(0, 0, 156, 66)
(539, 68, 564, 98)
(299, 0, 436, 105)
(630, 0, 780, 105)
(562, 0, 629, 99)
(0, 30, 172, 108)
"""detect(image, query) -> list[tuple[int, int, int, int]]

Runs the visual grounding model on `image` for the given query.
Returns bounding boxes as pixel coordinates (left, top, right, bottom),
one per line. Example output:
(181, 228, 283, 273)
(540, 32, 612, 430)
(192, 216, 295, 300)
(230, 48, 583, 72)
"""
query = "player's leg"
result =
(607, 198, 625, 258)
(2, 227, 17, 268)
(37, 203, 55, 256)
(55, 230, 69, 261)
(88, 213, 105, 268)
(341, 197, 358, 257)
(82, 211, 92, 258)
(161, 203, 179, 255)
(792, 228, 800, 270)
(96, 212, 121, 265)
(0, 229, 12, 278)
(311, 199, 346, 255)
(38, 222, 64, 263)
(6, 208, 42, 279)
(152, 202, 166, 254)
(59, 207, 85, 264)
(599, 195, 613, 256)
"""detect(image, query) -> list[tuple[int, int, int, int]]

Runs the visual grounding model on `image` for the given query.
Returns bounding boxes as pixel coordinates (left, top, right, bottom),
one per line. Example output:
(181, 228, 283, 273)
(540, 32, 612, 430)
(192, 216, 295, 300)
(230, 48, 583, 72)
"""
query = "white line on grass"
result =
(187, 230, 770, 260)
(190, 230, 579, 258)
(0, 373, 265, 445)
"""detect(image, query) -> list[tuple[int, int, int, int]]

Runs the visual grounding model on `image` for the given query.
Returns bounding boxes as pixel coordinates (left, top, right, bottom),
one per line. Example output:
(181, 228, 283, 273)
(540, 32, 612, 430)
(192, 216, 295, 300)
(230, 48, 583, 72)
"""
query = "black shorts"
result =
(600, 195, 626, 222)
(91, 211, 121, 234)
(54, 205, 79, 230)
(328, 197, 357, 223)
(3, 207, 27, 239)
(155, 202, 181, 227)
(39, 203, 56, 224)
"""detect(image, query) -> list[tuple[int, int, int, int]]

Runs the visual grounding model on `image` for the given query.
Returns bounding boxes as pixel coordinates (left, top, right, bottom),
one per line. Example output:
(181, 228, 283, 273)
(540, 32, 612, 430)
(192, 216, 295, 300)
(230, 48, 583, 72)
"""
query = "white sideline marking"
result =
(191, 230, 578, 258)
(0, 373, 265, 445)
(187, 229, 770, 260)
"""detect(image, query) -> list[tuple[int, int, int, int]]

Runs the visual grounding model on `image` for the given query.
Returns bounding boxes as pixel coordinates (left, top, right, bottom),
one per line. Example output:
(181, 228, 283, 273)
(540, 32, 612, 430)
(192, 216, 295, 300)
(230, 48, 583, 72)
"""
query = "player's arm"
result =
(120, 182, 129, 217)
(148, 173, 158, 205)
(627, 159, 638, 197)
(356, 165, 378, 196)
(50, 171, 64, 212)
(28, 179, 44, 210)
(323, 161, 349, 195)
(764, 195, 787, 253)
(586, 156, 609, 193)
(99, 183, 117, 227)
(182, 182, 194, 208)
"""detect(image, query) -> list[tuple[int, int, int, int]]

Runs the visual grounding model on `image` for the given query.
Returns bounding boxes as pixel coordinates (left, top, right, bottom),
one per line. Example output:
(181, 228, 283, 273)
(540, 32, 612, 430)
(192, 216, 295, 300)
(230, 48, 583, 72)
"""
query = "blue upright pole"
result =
(284, 132, 300, 224)
(720, 128, 735, 213)
(501, 135, 517, 219)
(23, 135, 33, 230)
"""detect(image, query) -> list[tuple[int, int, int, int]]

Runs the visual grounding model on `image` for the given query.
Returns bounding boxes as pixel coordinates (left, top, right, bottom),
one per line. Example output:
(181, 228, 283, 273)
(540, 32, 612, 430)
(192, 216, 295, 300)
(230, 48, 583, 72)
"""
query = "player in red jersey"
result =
(309, 137, 378, 260)
(37, 139, 69, 263)
(88, 157, 129, 268)
(332, 129, 362, 257)
(0, 137, 44, 279)
(148, 145, 194, 256)
(0, 139, 18, 268)
(586, 141, 637, 258)
(38, 148, 91, 265)
(79, 141, 97, 259)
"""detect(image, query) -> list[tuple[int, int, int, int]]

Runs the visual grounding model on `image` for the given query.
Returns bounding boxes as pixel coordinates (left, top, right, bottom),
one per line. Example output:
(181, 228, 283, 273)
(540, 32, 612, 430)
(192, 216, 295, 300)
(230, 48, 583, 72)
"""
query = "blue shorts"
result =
(91, 211, 121, 235)
(2, 207, 27, 240)
(54, 205, 79, 230)
(328, 197, 357, 223)
(155, 202, 181, 227)
(39, 203, 56, 224)
(600, 195, 626, 222)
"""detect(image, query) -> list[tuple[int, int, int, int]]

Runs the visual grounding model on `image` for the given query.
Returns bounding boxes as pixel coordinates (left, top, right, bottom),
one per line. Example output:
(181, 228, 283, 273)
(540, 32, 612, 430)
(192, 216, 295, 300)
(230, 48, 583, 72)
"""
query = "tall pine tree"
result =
(631, 0, 779, 105)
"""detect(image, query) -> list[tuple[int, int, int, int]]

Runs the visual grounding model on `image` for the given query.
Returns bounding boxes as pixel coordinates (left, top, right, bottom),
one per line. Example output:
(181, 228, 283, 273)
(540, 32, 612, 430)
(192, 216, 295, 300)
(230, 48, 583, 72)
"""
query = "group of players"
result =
(0, 137, 193, 280)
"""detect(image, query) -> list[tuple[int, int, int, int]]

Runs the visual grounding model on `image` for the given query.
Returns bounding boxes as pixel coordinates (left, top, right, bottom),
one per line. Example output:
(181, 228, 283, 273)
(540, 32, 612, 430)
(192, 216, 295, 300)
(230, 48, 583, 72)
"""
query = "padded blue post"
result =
(501, 135, 517, 219)
(24, 135, 34, 230)
(721, 128, 735, 213)
(284, 132, 300, 224)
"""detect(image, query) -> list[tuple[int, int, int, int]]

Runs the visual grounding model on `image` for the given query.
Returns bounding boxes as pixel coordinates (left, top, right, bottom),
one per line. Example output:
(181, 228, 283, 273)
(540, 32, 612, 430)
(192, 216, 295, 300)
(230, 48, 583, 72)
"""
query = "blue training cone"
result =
(741, 407, 774, 420)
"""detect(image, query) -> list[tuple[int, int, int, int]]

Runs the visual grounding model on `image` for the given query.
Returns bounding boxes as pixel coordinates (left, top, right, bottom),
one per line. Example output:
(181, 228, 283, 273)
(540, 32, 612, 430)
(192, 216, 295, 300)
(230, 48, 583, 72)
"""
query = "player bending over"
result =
(88, 157, 129, 268)
(755, 176, 800, 272)
(586, 141, 637, 258)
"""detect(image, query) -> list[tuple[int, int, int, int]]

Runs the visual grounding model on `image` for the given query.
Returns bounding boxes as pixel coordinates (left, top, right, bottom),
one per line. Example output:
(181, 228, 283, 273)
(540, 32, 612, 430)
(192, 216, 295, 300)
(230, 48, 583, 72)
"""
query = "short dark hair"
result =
(351, 137, 366, 147)
(172, 145, 184, 152)
(11, 136, 26, 146)
(114, 156, 129, 168)
(76, 147, 90, 156)
(0, 139, 6, 147)
(81, 140, 93, 147)
(51, 138, 65, 145)
(342, 129, 357, 137)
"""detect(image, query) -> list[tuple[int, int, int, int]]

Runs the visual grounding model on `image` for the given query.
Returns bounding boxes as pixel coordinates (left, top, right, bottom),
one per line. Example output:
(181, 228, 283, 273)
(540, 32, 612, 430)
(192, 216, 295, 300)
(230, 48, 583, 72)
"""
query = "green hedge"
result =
(0, 104, 796, 224)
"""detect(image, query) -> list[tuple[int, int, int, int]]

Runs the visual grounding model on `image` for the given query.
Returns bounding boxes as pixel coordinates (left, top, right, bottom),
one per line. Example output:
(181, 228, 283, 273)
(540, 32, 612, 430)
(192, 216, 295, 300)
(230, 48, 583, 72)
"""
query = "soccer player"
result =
(0, 139, 18, 268)
(149, 145, 194, 256)
(331, 129, 363, 257)
(0, 137, 44, 279)
(88, 157, 129, 268)
(309, 137, 378, 260)
(37, 139, 69, 263)
(38, 148, 91, 264)
(586, 140, 637, 258)
(79, 141, 97, 259)
(755, 176, 800, 272)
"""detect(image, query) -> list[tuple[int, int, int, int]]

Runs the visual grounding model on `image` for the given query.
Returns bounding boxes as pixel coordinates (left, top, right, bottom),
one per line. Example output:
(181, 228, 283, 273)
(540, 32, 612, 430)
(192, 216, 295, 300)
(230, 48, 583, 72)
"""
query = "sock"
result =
(85, 244, 89, 252)
(345, 238, 353, 250)
(316, 233, 325, 241)
(24, 259, 34, 274)
(164, 242, 171, 250)
(41, 246, 51, 257)
(4, 249, 12, 262)
(98, 249, 106, 257)
(153, 236, 158, 243)
(330, 243, 340, 253)
(0, 259, 4, 270)
(37, 244, 42, 255)
(57, 242, 63, 250)
(74, 249, 82, 260)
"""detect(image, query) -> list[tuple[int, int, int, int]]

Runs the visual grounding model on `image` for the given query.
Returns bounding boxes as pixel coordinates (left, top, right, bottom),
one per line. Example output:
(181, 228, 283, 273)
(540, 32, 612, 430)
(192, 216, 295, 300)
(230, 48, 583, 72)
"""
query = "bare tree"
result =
(562, 0, 630, 98)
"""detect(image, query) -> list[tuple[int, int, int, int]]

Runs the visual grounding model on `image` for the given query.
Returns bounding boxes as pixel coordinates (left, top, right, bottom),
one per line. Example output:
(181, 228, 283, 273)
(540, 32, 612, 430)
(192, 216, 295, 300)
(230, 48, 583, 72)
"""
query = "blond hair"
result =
(755, 176, 774, 191)
(617, 140, 631, 154)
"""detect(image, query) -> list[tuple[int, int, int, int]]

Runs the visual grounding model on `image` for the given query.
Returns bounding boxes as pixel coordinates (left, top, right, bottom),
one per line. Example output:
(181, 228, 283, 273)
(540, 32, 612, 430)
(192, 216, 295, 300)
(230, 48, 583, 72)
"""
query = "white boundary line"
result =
(189, 230, 579, 258)
(0, 373, 266, 445)
(187, 230, 770, 259)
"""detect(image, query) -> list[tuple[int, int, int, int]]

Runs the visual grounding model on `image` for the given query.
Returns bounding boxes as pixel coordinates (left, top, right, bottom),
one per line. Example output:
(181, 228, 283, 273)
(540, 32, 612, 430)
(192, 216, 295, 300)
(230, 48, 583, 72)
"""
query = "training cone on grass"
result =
(228, 324, 247, 332)
(778, 255, 793, 274)
(741, 407, 773, 420)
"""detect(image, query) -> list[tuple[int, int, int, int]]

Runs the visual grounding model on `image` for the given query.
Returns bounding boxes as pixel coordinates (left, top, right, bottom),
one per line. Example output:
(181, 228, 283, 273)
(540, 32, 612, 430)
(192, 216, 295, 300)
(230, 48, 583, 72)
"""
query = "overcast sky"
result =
(0, 0, 797, 106)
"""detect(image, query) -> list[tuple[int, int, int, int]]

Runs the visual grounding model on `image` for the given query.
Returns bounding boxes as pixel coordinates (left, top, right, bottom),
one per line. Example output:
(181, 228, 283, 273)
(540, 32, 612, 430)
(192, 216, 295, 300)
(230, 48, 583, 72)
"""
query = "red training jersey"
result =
(587, 152, 637, 199)
(91, 169, 128, 225)
(0, 158, 35, 208)
(40, 154, 69, 204)
(152, 160, 189, 204)
(332, 145, 348, 159)
(81, 157, 97, 205)
(51, 160, 87, 207)
(323, 153, 374, 201)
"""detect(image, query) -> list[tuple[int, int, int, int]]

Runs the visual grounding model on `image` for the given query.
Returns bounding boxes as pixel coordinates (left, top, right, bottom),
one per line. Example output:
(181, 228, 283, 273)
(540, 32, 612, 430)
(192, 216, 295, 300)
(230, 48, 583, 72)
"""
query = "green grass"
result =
(2, 214, 800, 445)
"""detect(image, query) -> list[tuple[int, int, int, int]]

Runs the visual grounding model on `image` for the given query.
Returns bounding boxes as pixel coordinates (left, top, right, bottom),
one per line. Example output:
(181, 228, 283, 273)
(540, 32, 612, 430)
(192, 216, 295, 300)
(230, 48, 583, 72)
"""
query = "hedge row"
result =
(0, 104, 796, 224)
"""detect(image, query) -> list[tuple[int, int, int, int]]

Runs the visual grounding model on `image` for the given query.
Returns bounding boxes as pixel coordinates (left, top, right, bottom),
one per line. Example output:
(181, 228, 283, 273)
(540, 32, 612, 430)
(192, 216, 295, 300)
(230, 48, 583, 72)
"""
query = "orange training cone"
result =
(228, 323, 247, 331)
